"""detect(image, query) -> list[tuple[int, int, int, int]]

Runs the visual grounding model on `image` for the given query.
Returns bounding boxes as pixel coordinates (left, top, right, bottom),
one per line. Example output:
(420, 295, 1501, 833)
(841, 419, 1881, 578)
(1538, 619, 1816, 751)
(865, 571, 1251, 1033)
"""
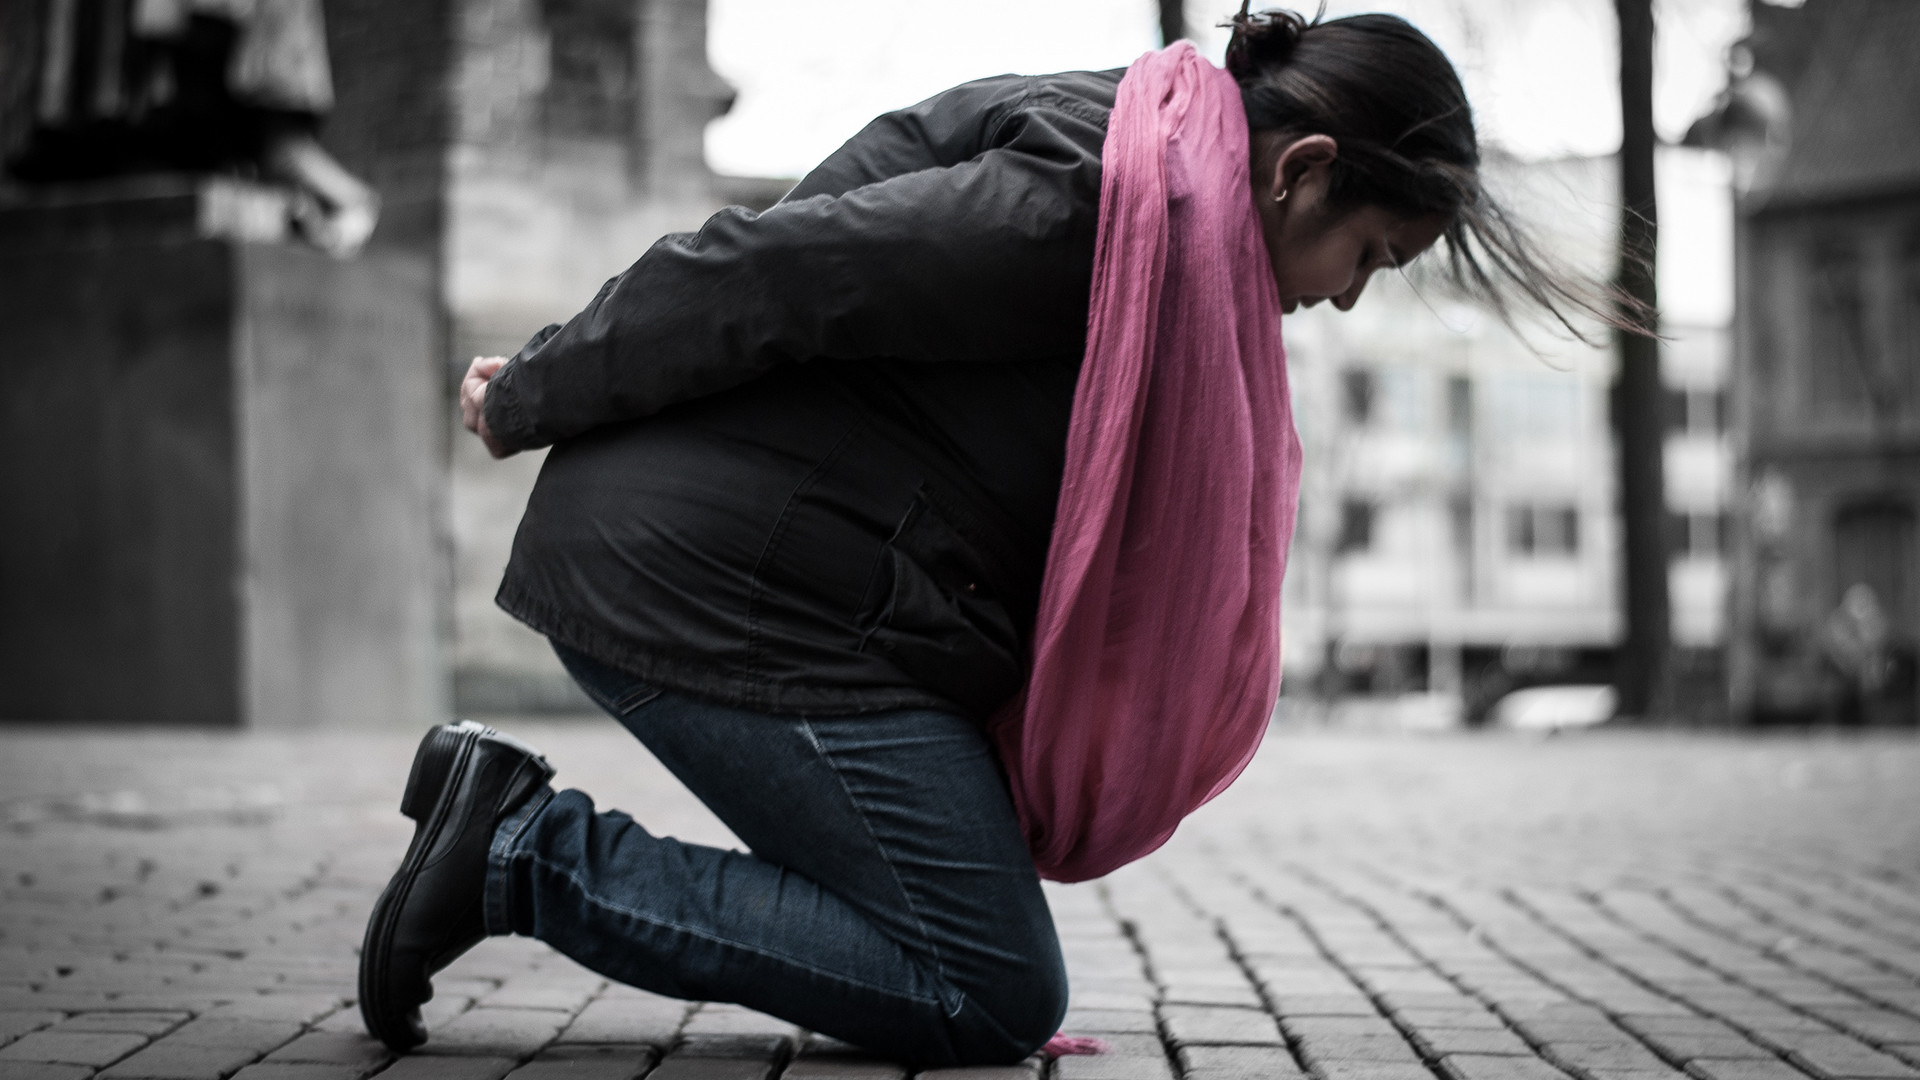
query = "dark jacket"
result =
(486, 68, 1121, 719)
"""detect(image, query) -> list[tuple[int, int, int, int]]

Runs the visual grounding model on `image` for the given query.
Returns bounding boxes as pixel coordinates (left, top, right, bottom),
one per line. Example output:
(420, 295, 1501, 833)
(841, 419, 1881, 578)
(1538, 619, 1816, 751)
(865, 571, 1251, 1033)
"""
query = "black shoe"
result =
(359, 720, 555, 1051)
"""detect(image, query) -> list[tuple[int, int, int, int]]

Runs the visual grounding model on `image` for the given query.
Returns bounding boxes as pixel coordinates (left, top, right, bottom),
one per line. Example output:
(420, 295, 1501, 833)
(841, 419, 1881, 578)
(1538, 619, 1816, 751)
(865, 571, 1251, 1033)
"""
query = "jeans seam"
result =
(486, 787, 554, 936)
(518, 850, 945, 1007)
(797, 717, 965, 1017)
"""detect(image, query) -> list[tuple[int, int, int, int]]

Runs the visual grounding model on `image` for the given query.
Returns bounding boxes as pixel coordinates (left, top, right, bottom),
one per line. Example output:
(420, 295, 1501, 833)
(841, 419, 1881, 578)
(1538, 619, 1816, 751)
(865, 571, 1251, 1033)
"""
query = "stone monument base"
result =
(0, 177, 447, 726)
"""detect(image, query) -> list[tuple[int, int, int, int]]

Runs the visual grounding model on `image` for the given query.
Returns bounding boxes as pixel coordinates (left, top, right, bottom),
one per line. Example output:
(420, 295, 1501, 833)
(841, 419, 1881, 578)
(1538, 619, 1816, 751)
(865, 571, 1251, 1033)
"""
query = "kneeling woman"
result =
(359, 7, 1625, 1066)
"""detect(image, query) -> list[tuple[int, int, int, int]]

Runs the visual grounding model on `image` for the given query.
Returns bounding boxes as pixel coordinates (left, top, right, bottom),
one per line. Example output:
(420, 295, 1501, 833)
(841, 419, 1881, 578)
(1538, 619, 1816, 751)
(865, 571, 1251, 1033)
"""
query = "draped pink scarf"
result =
(989, 42, 1302, 886)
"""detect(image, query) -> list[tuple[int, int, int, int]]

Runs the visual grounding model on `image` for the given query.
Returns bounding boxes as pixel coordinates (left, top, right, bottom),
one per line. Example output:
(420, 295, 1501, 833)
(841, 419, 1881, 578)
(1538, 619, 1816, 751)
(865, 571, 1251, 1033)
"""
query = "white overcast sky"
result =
(706, 0, 1751, 179)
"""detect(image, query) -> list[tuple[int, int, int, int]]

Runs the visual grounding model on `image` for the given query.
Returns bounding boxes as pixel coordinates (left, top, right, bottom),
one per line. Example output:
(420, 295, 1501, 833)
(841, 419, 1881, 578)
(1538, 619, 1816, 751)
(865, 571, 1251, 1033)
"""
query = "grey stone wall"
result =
(0, 181, 446, 726)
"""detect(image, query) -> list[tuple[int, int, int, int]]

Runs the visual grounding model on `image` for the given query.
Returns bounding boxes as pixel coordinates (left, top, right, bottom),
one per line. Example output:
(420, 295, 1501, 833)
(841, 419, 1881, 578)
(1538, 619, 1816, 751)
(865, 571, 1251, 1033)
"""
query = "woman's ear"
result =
(1269, 133, 1340, 206)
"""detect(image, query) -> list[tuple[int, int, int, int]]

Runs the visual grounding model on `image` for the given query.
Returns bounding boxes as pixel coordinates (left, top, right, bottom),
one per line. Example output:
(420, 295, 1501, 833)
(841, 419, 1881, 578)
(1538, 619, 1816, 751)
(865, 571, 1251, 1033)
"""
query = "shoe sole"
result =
(359, 721, 551, 1051)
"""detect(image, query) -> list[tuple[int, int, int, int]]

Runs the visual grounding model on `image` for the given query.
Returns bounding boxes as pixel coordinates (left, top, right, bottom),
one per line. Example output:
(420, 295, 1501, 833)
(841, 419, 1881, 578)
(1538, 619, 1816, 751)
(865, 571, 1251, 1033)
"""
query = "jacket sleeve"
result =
(482, 88, 1105, 452)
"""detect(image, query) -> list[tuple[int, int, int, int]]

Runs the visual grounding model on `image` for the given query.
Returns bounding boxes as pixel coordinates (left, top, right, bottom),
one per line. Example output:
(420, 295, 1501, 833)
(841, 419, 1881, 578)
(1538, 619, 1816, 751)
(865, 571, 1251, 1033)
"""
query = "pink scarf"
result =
(989, 42, 1302, 886)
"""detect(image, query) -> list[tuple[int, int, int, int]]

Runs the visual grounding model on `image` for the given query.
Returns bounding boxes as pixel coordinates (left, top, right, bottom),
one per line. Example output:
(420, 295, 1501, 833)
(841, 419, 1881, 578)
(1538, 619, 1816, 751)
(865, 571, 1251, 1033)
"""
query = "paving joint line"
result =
(1218, 861, 1449, 1080)
(1631, 886, 1920, 1060)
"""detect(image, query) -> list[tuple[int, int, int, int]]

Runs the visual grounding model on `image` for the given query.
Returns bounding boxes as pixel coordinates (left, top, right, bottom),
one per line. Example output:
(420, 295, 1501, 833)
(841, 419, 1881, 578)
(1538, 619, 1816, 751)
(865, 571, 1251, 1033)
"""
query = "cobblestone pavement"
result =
(3, 722, 1918, 1080)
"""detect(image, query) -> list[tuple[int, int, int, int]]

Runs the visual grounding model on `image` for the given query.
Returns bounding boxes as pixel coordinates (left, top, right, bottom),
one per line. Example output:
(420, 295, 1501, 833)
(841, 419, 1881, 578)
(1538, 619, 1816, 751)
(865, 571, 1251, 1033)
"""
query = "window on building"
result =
(1663, 386, 1689, 433)
(1833, 500, 1915, 626)
(1905, 234, 1920, 404)
(1489, 373, 1579, 442)
(1667, 511, 1728, 558)
(1445, 375, 1473, 436)
(543, 0, 639, 138)
(1341, 368, 1375, 426)
(1448, 496, 1473, 554)
(1665, 387, 1729, 435)
(1336, 499, 1376, 555)
(1810, 242, 1870, 409)
(1506, 503, 1579, 557)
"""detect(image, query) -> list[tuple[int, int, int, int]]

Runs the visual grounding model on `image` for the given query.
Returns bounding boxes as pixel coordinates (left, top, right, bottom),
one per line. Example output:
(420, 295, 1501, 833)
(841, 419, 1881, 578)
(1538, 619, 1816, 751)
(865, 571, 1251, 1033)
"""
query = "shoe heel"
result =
(400, 720, 491, 821)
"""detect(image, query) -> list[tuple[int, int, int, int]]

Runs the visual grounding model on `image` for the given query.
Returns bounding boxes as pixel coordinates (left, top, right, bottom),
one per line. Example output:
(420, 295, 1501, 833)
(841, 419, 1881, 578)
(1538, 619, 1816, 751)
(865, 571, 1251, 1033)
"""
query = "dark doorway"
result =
(1834, 500, 1915, 628)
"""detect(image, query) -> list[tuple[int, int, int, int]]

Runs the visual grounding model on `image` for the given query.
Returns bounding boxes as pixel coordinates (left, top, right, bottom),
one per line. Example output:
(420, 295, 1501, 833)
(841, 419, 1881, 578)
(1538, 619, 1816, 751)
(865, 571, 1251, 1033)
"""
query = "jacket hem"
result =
(495, 578, 972, 719)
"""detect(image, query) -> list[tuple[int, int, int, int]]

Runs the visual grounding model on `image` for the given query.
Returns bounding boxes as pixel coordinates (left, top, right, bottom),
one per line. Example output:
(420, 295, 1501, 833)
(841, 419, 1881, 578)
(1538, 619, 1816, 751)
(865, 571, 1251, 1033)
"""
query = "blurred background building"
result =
(1697, 0, 1920, 726)
(1279, 147, 1733, 727)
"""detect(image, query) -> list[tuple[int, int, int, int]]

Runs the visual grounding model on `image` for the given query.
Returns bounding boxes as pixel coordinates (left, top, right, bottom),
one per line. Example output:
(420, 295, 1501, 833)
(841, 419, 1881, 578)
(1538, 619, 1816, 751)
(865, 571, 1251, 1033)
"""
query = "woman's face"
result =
(1253, 133, 1450, 314)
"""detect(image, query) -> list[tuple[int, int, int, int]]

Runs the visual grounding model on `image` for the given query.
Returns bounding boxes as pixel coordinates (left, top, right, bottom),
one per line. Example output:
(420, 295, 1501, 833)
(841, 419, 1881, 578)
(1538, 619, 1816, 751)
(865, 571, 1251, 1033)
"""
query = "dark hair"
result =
(1226, 4, 1650, 340)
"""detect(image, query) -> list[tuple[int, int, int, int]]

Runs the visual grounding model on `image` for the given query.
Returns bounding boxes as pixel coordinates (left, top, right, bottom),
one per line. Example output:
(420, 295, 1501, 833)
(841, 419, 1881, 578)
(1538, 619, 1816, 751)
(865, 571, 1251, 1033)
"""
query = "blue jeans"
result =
(483, 644, 1067, 1066)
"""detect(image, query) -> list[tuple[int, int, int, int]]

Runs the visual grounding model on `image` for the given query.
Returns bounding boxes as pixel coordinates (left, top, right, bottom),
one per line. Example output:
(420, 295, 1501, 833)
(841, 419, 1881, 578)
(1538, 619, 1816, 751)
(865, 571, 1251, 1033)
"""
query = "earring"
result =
(1273, 188, 1290, 204)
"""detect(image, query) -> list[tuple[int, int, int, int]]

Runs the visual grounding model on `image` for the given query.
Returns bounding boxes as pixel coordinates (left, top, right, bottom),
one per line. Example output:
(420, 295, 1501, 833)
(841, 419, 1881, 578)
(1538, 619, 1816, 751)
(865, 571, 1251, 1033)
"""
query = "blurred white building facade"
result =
(1279, 146, 1734, 722)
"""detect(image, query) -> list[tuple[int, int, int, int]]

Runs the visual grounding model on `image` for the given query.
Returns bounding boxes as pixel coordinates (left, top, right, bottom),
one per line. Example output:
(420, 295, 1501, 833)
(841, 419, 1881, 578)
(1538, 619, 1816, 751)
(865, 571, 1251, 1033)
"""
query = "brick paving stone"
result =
(680, 1007, 796, 1040)
(164, 1018, 305, 1053)
(0, 1011, 63, 1044)
(58, 1012, 193, 1035)
(1543, 1041, 1673, 1073)
(478, 984, 597, 1013)
(1377, 991, 1482, 1013)
(1818, 1012, 1920, 1046)
(1770, 1034, 1920, 1078)
(1158, 1006, 1282, 1047)
(1051, 1053, 1175, 1080)
(1312, 1063, 1435, 1080)
(376, 1056, 520, 1080)
(644, 1057, 776, 1080)
(1294, 1033, 1426, 1068)
(1270, 995, 1384, 1016)
(910, 1062, 1042, 1080)
(262, 1031, 393, 1068)
(676, 1006, 796, 1059)
(1282, 1016, 1404, 1039)
(1510, 1020, 1633, 1045)
(204, 999, 346, 1026)
(554, 998, 686, 1046)
(1412, 1027, 1536, 1057)
(1159, 984, 1264, 1008)
(228, 1065, 369, 1080)
(0, 1062, 96, 1080)
(1059, 1009, 1156, 1035)
(781, 1056, 910, 1079)
(0, 1029, 151, 1065)
(1440, 1056, 1573, 1080)
(1632, 1031, 1778, 1062)
(1787, 1046, 1920, 1079)
(1396, 1010, 1509, 1030)
(676, 1035, 791, 1059)
(1683, 1061, 1812, 1080)
(1055, 1035, 1158, 1062)
(1614, 1019, 1743, 1039)
(503, 1042, 654, 1079)
(1175, 1044, 1306, 1078)
(98, 1040, 266, 1079)
(419, 1008, 568, 1057)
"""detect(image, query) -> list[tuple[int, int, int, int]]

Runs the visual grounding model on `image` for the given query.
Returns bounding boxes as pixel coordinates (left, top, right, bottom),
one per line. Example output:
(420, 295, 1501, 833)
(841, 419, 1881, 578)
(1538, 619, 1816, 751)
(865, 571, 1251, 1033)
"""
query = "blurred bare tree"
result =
(1160, 0, 1185, 45)
(1612, 0, 1670, 721)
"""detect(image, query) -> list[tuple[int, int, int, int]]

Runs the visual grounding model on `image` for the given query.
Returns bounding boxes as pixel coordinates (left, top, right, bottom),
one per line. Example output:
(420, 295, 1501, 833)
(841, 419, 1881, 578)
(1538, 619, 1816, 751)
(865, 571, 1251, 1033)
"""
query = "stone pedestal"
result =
(0, 177, 447, 726)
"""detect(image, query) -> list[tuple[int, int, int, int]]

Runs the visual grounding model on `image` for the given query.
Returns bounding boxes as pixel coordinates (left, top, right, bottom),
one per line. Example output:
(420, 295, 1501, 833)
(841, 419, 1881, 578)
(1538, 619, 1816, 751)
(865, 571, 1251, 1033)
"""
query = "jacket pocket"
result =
(861, 491, 1025, 717)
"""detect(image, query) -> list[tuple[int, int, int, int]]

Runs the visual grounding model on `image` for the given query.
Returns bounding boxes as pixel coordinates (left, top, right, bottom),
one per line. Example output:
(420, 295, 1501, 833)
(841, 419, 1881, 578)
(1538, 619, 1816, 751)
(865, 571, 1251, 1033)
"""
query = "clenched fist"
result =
(460, 355, 515, 459)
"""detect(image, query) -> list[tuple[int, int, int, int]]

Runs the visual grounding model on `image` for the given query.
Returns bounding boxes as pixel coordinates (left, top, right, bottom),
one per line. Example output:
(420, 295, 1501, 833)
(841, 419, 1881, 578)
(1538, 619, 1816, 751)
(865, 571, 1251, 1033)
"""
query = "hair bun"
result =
(1224, 4, 1310, 79)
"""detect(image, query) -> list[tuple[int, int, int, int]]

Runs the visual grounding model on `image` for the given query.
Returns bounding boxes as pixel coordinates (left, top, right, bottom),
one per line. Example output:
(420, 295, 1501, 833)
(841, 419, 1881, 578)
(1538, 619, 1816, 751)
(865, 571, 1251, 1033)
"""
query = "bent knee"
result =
(948, 950, 1070, 1065)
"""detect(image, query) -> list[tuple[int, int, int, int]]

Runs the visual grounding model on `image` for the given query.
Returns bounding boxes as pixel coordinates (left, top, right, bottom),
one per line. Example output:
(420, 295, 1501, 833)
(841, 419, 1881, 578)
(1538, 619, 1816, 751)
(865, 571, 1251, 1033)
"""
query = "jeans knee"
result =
(950, 948, 1069, 1064)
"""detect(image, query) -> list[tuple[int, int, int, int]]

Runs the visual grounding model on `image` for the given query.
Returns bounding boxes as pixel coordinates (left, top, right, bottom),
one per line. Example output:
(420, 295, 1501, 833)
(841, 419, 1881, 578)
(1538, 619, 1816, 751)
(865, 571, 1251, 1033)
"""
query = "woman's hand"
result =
(461, 356, 515, 459)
